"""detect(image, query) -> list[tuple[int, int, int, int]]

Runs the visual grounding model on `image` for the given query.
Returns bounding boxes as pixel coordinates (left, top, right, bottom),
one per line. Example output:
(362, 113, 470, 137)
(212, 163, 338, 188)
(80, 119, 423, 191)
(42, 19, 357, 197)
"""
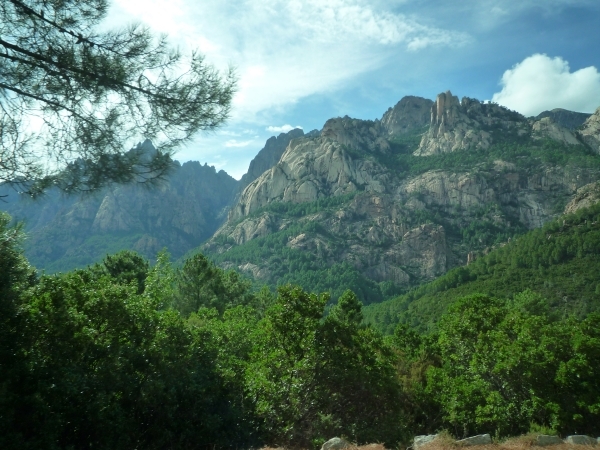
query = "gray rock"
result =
(536, 435, 563, 446)
(565, 435, 596, 445)
(414, 434, 438, 448)
(535, 108, 591, 130)
(579, 106, 600, 154)
(456, 434, 492, 446)
(321, 437, 351, 450)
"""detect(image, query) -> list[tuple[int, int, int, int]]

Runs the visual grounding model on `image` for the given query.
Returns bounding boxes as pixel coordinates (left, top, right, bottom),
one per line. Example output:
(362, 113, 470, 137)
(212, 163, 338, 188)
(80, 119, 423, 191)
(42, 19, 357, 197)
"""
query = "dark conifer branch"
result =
(0, 0, 236, 195)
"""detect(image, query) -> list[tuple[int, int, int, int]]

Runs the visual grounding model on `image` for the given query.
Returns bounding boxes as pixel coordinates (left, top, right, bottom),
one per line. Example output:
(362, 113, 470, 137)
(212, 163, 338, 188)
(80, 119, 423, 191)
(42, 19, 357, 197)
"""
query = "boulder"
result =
(414, 434, 438, 448)
(536, 435, 563, 446)
(456, 434, 492, 446)
(565, 435, 596, 445)
(321, 437, 351, 450)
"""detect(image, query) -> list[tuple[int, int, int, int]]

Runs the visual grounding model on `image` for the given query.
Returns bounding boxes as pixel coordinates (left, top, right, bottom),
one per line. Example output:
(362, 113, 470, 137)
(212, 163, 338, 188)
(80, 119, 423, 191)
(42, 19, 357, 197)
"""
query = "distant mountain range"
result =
(2, 92, 600, 306)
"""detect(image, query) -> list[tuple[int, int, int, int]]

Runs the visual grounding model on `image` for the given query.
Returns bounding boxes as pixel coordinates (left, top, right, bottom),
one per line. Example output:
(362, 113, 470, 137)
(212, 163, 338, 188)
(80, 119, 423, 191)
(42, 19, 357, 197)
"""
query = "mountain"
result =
(0, 141, 238, 272)
(535, 108, 591, 130)
(239, 128, 307, 192)
(363, 191, 600, 334)
(3, 93, 600, 302)
(203, 92, 600, 303)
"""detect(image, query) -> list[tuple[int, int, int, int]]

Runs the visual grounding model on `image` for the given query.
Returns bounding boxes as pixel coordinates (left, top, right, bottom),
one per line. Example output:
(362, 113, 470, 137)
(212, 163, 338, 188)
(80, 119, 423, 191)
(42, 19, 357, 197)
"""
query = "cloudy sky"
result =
(105, 0, 600, 179)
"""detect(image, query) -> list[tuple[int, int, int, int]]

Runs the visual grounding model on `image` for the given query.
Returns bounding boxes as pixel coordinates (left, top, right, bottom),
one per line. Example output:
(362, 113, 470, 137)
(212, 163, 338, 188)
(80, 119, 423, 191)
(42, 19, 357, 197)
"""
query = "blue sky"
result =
(105, 0, 600, 179)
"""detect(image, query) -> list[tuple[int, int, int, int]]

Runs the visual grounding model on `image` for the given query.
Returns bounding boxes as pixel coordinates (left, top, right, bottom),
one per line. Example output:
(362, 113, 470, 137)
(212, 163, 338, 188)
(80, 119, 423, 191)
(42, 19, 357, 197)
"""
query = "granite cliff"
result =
(204, 91, 600, 300)
(3, 91, 599, 302)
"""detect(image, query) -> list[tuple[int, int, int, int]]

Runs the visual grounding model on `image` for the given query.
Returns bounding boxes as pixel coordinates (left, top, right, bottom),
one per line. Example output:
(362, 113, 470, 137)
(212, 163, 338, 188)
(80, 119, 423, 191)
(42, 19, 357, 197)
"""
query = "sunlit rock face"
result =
(415, 91, 531, 155)
(207, 93, 600, 291)
(578, 107, 600, 154)
(381, 96, 433, 135)
(531, 117, 580, 145)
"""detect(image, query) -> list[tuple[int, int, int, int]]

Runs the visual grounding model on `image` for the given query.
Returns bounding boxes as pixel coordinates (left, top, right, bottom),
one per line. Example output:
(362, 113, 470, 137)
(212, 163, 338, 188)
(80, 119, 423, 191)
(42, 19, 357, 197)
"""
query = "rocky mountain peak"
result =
(239, 128, 305, 191)
(535, 108, 591, 130)
(415, 91, 530, 156)
(380, 95, 433, 136)
(321, 116, 390, 153)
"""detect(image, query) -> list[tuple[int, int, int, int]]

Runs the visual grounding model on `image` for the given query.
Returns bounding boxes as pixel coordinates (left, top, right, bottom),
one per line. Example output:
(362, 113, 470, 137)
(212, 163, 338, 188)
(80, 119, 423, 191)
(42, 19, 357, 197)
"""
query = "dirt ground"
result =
(260, 434, 598, 450)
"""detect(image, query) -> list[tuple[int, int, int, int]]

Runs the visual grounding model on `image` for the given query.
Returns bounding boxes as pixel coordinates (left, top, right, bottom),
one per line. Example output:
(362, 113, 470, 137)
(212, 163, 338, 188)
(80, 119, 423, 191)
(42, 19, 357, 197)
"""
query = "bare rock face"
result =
(321, 116, 390, 153)
(239, 128, 305, 192)
(535, 108, 591, 130)
(381, 96, 433, 136)
(228, 135, 388, 222)
(531, 117, 580, 145)
(207, 96, 600, 293)
(415, 91, 529, 156)
(563, 181, 600, 215)
(578, 106, 600, 154)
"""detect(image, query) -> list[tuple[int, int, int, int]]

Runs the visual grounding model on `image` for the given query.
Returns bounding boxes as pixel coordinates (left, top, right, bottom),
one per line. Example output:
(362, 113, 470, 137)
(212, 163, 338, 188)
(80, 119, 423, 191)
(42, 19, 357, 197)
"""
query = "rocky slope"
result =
(4, 91, 600, 299)
(1, 143, 238, 271)
(578, 106, 600, 154)
(238, 128, 306, 192)
(535, 108, 591, 130)
(204, 92, 600, 300)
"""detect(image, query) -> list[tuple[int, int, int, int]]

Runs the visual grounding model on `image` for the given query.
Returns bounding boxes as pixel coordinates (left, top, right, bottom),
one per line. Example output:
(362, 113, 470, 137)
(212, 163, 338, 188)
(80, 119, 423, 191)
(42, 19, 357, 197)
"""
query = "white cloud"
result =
(492, 54, 600, 116)
(266, 124, 303, 133)
(224, 139, 255, 148)
(106, 0, 469, 124)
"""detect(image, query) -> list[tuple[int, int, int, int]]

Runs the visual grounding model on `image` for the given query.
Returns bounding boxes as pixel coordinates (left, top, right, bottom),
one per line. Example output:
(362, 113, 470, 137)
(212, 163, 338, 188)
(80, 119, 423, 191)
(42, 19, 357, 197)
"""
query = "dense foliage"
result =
(365, 201, 600, 333)
(2, 204, 600, 448)
(391, 291, 600, 439)
(211, 219, 391, 305)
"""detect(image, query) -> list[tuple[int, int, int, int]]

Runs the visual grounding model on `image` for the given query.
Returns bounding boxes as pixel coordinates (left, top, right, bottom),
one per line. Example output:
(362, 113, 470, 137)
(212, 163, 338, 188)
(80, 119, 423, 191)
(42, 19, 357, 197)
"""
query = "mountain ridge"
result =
(2, 92, 600, 300)
(203, 91, 600, 302)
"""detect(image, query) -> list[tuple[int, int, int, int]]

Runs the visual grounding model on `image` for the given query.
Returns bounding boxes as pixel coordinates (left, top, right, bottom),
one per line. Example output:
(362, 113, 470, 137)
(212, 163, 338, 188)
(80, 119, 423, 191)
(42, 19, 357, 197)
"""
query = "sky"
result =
(104, 0, 600, 179)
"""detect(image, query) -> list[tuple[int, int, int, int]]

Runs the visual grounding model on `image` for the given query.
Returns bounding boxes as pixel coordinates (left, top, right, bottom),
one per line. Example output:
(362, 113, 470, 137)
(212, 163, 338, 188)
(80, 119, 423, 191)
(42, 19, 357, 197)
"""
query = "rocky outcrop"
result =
(414, 435, 438, 449)
(456, 434, 492, 446)
(228, 136, 388, 222)
(321, 116, 390, 154)
(563, 181, 600, 214)
(2, 159, 238, 270)
(239, 128, 305, 191)
(535, 108, 591, 130)
(415, 91, 529, 155)
(208, 93, 599, 293)
(564, 435, 597, 445)
(381, 96, 433, 136)
(321, 437, 350, 450)
(578, 106, 600, 154)
(531, 117, 580, 145)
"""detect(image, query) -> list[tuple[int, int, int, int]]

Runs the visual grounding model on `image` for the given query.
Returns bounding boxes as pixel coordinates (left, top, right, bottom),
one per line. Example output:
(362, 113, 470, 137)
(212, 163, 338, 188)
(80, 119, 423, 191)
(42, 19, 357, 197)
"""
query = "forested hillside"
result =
(364, 199, 600, 333)
(2, 207, 599, 449)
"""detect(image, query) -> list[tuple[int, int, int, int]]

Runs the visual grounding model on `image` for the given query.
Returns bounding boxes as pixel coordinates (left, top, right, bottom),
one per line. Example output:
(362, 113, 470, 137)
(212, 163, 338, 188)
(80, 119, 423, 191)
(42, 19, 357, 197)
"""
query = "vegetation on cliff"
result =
(364, 201, 600, 334)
